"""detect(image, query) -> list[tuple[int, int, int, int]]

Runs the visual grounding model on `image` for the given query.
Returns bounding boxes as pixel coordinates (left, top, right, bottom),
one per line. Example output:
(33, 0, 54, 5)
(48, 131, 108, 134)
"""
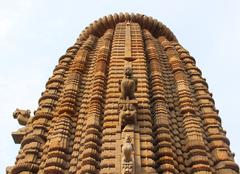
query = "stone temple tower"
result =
(8, 13, 239, 174)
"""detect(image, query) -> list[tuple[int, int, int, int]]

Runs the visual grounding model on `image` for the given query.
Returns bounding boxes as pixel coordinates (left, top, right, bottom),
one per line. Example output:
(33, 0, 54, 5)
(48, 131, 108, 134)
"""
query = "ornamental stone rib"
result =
(8, 13, 239, 174)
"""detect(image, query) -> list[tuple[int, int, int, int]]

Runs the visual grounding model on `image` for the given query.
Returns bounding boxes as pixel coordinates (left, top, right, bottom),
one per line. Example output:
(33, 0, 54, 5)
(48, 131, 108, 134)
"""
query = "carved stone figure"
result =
(122, 135, 133, 174)
(119, 64, 137, 100)
(119, 102, 137, 129)
(122, 135, 133, 162)
(12, 109, 31, 144)
(8, 13, 240, 174)
(13, 108, 31, 125)
(122, 162, 133, 174)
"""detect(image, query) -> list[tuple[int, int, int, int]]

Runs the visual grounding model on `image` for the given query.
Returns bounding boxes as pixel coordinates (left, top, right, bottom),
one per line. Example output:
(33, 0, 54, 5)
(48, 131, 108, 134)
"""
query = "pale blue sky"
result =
(0, 0, 240, 172)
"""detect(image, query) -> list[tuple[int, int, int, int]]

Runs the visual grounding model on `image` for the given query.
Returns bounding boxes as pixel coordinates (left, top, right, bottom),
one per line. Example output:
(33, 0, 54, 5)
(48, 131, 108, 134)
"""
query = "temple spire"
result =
(8, 13, 239, 174)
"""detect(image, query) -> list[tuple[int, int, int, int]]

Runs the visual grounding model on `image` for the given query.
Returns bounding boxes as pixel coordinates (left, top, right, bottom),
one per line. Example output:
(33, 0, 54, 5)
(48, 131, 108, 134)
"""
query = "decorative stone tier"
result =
(8, 13, 239, 174)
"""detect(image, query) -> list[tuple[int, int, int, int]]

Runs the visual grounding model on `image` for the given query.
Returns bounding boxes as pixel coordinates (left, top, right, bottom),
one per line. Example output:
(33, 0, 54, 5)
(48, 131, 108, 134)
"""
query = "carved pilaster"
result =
(159, 36, 212, 173)
(43, 35, 97, 174)
(10, 42, 80, 174)
(100, 23, 126, 173)
(68, 35, 101, 173)
(155, 40, 187, 173)
(172, 42, 239, 174)
(143, 30, 177, 173)
(78, 29, 113, 174)
(133, 24, 156, 174)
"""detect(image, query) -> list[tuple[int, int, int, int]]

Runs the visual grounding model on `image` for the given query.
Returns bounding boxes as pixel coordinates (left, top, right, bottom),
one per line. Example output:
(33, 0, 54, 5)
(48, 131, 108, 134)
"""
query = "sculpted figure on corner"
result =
(13, 108, 31, 125)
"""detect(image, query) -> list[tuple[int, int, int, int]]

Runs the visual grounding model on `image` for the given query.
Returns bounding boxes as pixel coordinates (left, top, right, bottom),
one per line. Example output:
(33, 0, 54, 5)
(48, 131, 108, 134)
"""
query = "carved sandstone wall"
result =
(9, 13, 239, 174)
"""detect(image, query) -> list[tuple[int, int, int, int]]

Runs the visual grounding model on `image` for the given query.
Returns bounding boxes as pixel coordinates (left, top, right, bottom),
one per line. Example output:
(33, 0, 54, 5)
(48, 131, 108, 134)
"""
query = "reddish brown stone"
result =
(8, 13, 239, 174)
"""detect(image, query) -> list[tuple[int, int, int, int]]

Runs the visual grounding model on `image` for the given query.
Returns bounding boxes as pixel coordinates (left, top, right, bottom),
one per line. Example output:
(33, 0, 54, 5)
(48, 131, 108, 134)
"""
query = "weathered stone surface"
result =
(8, 13, 239, 174)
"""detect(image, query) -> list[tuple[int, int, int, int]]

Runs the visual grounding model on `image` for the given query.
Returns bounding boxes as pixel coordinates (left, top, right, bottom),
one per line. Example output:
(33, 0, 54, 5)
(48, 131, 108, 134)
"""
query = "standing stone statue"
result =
(122, 135, 133, 174)
(119, 64, 137, 100)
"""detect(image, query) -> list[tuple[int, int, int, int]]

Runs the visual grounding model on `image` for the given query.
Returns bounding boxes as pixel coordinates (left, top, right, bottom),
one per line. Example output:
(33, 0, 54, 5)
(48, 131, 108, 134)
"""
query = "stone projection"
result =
(8, 13, 239, 174)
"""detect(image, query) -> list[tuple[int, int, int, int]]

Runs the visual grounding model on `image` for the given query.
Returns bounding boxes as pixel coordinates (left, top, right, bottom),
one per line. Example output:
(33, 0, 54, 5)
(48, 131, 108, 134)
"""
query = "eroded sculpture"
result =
(13, 108, 31, 125)
(12, 108, 31, 144)
(8, 14, 240, 174)
(119, 64, 137, 100)
(122, 135, 133, 174)
(119, 102, 137, 129)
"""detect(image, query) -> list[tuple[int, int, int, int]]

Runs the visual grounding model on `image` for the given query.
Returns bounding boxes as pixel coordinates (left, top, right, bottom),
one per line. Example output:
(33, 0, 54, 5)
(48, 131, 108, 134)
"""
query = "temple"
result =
(8, 13, 239, 174)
